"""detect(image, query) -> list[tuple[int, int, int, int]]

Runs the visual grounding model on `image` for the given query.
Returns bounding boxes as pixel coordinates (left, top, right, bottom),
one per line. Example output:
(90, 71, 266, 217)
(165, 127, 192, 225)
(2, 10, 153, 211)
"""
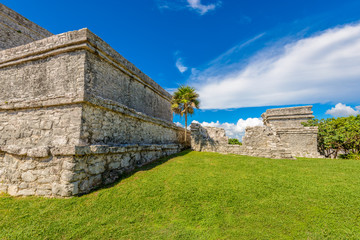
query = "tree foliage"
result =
(302, 115, 360, 158)
(228, 138, 242, 145)
(171, 86, 200, 142)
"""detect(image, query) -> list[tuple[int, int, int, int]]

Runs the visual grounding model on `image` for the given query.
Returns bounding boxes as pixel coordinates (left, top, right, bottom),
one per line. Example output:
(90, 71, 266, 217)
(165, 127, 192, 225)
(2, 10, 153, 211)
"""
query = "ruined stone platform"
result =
(261, 106, 321, 158)
(0, 5, 188, 197)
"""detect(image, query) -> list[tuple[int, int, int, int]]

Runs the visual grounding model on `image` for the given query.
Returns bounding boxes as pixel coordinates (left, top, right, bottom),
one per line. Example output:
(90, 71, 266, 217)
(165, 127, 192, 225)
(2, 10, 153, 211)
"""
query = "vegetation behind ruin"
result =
(303, 115, 360, 158)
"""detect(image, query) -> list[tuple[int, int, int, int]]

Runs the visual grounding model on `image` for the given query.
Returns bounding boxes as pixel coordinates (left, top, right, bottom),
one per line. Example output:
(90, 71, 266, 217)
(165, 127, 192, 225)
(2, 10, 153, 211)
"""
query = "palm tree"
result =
(171, 85, 200, 142)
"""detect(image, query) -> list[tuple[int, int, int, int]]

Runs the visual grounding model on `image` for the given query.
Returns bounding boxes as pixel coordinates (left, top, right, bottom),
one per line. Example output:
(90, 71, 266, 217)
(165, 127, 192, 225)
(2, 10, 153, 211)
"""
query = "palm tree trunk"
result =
(185, 111, 187, 143)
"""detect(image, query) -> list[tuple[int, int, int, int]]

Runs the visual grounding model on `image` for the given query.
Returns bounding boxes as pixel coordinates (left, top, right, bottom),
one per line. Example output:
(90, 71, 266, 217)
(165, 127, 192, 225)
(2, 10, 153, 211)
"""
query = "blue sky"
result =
(4, 0, 360, 139)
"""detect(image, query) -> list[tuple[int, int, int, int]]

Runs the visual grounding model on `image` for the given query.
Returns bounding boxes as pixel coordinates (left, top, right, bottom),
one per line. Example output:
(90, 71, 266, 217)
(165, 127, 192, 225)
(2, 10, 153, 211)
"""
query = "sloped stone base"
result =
(0, 144, 182, 197)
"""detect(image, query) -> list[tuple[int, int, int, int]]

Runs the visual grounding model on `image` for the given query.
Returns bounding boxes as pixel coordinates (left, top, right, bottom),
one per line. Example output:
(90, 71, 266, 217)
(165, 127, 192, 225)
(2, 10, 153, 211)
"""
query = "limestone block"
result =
(36, 190, 52, 196)
(27, 147, 50, 158)
(121, 155, 131, 168)
(61, 170, 75, 182)
(89, 175, 102, 189)
(72, 181, 79, 195)
(8, 185, 18, 195)
(0, 185, 7, 193)
(17, 189, 36, 196)
(36, 184, 52, 190)
(51, 183, 74, 197)
(88, 162, 105, 175)
(40, 120, 53, 130)
(108, 161, 121, 170)
(37, 176, 58, 184)
(62, 161, 76, 171)
(21, 171, 37, 182)
(19, 161, 36, 171)
(18, 182, 28, 189)
(79, 180, 89, 192)
(52, 136, 68, 146)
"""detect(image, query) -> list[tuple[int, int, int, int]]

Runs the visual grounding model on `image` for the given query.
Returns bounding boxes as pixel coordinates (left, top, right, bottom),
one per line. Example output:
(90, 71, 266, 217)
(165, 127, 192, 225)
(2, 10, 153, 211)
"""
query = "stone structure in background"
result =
(0, 4, 53, 50)
(0, 4, 189, 197)
(191, 106, 321, 159)
(261, 106, 320, 158)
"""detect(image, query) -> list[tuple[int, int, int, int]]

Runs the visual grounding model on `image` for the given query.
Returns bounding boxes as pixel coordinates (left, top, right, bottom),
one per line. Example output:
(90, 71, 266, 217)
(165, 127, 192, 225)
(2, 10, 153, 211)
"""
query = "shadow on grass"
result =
(79, 149, 193, 197)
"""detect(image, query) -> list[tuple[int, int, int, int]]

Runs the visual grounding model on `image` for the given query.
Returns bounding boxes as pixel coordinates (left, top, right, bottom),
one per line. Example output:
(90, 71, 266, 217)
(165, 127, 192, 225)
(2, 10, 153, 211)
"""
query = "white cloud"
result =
(187, 0, 221, 15)
(165, 88, 177, 95)
(156, 0, 185, 11)
(174, 122, 184, 127)
(156, 0, 220, 15)
(192, 23, 360, 109)
(325, 103, 360, 117)
(175, 121, 191, 129)
(175, 58, 188, 73)
(193, 118, 263, 140)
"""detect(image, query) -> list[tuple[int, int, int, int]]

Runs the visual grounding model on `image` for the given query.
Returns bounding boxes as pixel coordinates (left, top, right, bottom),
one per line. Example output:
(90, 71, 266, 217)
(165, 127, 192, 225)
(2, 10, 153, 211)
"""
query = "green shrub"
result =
(339, 153, 360, 160)
(228, 138, 242, 145)
(302, 115, 360, 158)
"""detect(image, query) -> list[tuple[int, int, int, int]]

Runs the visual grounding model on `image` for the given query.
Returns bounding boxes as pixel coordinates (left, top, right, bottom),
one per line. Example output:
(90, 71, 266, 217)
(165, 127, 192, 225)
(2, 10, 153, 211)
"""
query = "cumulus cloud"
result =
(174, 122, 184, 127)
(192, 23, 360, 109)
(193, 118, 263, 140)
(187, 0, 221, 15)
(175, 58, 188, 73)
(325, 103, 360, 117)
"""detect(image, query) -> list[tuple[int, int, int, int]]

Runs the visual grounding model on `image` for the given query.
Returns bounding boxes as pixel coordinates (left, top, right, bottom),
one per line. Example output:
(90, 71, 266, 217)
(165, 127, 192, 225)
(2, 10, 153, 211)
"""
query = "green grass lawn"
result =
(1, 150, 360, 239)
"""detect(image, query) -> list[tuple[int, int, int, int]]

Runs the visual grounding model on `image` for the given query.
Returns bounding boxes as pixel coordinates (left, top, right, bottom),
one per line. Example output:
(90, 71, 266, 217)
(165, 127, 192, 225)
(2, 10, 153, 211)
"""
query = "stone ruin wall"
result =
(191, 106, 322, 159)
(0, 8, 189, 197)
(262, 106, 321, 158)
(0, 3, 53, 50)
(190, 124, 293, 159)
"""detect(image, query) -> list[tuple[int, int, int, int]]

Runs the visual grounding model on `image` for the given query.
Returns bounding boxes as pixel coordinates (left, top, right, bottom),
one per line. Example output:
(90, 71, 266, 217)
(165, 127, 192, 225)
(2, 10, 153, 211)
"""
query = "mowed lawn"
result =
(1, 151, 360, 239)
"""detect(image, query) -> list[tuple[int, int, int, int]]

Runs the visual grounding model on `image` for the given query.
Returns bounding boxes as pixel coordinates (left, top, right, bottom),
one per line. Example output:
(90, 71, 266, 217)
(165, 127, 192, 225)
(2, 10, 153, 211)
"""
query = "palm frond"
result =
(171, 85, 200, 121)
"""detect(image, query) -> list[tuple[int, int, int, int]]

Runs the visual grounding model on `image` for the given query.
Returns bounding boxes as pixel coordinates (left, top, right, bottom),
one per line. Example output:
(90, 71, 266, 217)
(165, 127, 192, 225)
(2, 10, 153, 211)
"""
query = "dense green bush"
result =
(339, 153, 360, 160)
(228, 138, 242, 145)
(303, 115, 360, 158)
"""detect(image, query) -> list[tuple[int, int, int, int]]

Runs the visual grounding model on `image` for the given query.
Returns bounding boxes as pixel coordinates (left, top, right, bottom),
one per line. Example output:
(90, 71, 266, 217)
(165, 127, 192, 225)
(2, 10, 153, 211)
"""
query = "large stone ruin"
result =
(261, 106, 320, 158)
(191, 106, 322, 159)
(0, 4, 189, 197)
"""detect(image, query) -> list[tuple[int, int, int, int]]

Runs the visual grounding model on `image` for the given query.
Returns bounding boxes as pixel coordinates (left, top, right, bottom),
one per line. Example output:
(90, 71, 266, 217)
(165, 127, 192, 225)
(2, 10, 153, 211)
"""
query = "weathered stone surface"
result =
(36, 189, 52, 196)
(17, 189, 36, 196)
(0, 6, 190, 197)
(60, 170, 75, 182)
(261, 106, 321, 158)
(21, 171, 37, 182)
(0, 28, 172, 122)
(276, 127, 320, 158)
(190, 123, 293, 159)
(0, 3, 53, 50)
(0, 28, 189, 153)
(0, 144, 185, 197)
(7, 185, 18, 195)
(262, 106, 314, 128)
(0, 106, 83, 152)
(18, 161, 36, 171)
